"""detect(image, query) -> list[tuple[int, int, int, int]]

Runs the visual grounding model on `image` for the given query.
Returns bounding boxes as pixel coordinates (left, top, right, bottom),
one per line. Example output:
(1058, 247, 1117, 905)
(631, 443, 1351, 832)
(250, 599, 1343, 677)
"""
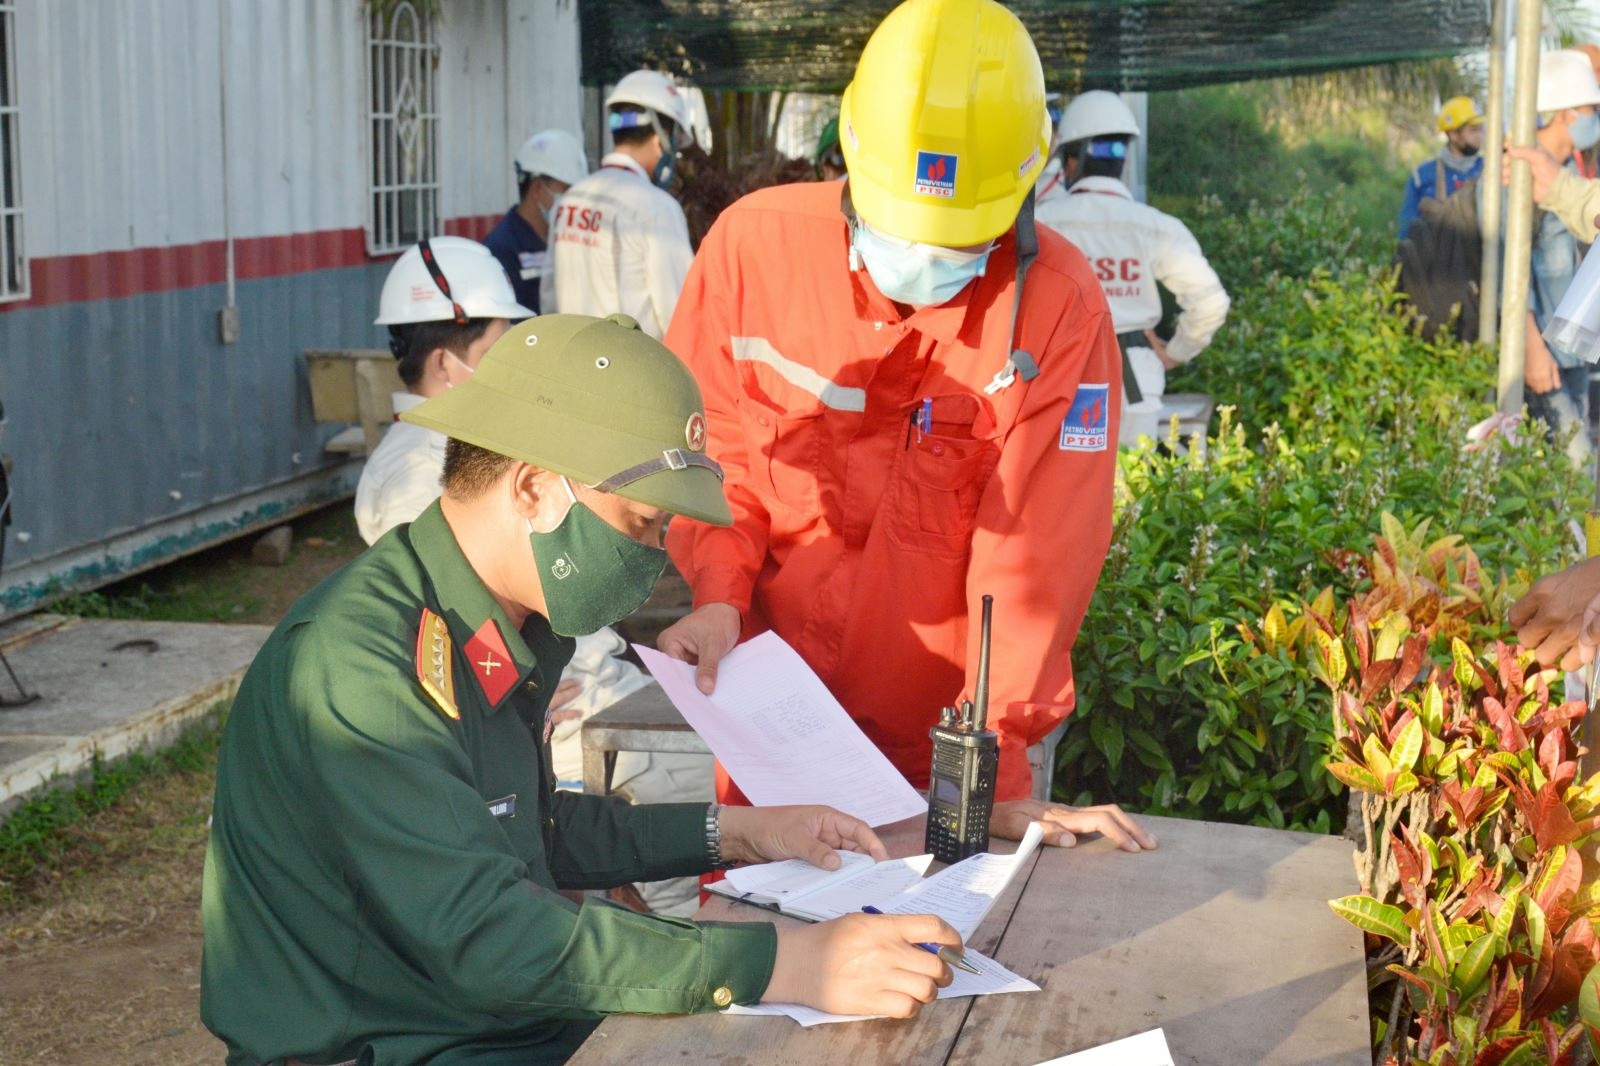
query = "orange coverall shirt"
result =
(665, 182, 1121, 802)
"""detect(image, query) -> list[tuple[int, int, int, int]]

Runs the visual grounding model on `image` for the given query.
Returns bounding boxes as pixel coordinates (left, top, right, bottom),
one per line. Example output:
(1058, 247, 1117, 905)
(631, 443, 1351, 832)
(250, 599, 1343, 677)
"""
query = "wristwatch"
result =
(705, 803, 737, 870)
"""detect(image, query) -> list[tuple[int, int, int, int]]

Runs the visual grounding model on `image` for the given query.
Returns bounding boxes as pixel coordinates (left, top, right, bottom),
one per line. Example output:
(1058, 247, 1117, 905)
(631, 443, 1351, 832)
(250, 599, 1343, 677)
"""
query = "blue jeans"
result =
(1527, 365, 1591, 451)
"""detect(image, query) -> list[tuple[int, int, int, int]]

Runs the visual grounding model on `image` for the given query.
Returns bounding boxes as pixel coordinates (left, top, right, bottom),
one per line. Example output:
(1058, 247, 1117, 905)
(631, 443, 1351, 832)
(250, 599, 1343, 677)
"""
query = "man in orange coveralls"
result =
(659, 0, 1154, 853)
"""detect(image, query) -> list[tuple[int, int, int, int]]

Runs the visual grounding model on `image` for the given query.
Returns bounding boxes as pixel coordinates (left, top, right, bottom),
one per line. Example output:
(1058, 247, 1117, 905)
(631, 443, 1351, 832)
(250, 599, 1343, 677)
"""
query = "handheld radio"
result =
(924, 594, 999, 863)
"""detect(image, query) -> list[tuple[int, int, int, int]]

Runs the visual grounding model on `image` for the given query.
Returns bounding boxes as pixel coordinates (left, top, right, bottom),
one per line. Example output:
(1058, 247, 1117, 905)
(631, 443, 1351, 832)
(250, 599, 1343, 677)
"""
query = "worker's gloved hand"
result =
(717, 803, 889, 868)
(1510, 555, 1600, 671)
(765, 912, 957, 1018)
(990, 799, 1158, 853)
(657, 602, 741, 694)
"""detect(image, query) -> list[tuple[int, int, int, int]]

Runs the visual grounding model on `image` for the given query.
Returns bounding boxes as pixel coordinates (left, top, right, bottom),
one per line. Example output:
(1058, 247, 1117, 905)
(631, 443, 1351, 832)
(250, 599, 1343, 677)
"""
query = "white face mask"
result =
(850, 219, 994, 307)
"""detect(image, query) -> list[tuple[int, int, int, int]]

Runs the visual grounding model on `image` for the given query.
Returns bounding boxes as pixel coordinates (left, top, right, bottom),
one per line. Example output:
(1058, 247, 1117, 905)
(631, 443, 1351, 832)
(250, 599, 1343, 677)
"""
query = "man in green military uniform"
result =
(201, 313, 961, 1065)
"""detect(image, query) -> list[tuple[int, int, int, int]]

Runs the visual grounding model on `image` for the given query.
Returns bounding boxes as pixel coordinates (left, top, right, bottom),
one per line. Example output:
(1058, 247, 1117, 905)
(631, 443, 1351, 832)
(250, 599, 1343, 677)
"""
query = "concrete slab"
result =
(0, 619, 271, 816)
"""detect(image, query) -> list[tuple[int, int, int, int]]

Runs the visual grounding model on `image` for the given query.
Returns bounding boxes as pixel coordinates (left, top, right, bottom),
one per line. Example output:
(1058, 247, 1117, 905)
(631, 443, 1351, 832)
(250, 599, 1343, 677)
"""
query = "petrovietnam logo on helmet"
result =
(913, 151, 958, 198)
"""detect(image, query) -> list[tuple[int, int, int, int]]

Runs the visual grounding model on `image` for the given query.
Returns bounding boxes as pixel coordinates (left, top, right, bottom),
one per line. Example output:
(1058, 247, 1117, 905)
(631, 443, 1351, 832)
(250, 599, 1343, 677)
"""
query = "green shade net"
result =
(580, 0, 1489, 93)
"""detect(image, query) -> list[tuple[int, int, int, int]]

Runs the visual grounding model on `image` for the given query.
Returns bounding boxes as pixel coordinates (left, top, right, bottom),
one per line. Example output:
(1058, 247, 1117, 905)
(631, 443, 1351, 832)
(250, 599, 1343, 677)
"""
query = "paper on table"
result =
(723, 948, 1038, 1026)
(1030, 1027, 1174, 1066)
(876, 822, 1045, 940)
(783, 854, 933, 921)
(722, 849, 877, 901)
(633, 633, 926, 826)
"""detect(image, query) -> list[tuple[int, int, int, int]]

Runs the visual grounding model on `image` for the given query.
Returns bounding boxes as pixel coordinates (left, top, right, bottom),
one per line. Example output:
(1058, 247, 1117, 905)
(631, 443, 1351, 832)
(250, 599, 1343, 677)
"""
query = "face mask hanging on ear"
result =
(526, 477, 667, 637)
(850, 219, 994, 308)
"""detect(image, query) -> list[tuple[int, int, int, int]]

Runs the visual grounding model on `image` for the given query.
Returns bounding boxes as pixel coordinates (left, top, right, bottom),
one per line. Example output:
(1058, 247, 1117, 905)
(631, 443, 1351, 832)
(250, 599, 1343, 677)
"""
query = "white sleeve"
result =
(540, 254, 558, 316)
(643, 197, 695, 339)
(356, 439, 444, 546)
(1152, 216, 1230, 364)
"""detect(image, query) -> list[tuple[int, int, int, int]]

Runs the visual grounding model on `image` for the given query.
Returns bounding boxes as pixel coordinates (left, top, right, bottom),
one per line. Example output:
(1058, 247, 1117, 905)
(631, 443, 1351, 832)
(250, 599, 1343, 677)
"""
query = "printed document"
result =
(875, 821, 1044, 939)
(1031, 1027, 1174, 1066)
(723, 948, 1039, 1026)
(634, 632, 926, 825)
(708, 852, 934, 922)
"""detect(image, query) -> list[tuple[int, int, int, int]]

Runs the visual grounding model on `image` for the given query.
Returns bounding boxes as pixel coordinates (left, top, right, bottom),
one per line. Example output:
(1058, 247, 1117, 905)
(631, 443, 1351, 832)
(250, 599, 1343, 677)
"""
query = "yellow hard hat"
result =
(1438, 96, 1484, 132)
(839, 0, 1049, 248)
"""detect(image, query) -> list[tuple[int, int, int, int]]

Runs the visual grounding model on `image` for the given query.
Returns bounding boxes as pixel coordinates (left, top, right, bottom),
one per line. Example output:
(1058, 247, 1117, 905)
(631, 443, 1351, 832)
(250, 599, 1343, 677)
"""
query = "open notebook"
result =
(706, 851, 934, 923)
(706, 822, 1044, 933)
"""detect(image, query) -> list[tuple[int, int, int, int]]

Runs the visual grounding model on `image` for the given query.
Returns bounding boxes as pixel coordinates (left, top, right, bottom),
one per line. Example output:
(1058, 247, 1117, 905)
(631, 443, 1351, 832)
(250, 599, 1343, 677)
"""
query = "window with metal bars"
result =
(0, 2, 26, 302)
(366, 1, 439, 256)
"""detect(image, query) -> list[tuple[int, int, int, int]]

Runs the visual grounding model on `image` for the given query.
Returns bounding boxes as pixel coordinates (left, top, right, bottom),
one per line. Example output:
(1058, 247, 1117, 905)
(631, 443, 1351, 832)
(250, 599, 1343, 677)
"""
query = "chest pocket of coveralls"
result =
(734, 362, 824, 515)
(885, 392, 1000, 558)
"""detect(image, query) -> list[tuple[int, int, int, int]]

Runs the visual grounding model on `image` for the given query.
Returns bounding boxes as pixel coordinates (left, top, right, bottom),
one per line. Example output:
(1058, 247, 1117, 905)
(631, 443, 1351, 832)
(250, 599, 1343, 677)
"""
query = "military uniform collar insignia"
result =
(464, 618, 520, 707)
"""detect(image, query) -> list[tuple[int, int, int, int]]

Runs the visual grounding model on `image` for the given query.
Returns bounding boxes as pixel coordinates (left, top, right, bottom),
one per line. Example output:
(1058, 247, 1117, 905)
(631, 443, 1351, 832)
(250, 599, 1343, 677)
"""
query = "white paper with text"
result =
(634, 633, 926, 825)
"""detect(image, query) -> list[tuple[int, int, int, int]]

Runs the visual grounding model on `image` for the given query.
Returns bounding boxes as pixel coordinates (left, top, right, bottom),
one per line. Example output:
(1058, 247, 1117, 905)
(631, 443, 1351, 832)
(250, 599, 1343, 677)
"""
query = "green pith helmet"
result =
(402, 313, 731, 526)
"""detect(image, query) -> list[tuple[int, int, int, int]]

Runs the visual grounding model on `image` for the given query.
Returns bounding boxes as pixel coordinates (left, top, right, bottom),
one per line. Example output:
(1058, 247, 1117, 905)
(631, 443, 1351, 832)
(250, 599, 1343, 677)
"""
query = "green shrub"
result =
(1170, 259, 1493, 431)
(1058, 263, 1586, 831)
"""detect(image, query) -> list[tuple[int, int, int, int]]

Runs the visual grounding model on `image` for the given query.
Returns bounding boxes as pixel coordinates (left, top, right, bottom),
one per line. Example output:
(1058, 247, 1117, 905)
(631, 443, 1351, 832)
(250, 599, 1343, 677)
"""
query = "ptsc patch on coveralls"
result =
(1060, 384, 1110, 451)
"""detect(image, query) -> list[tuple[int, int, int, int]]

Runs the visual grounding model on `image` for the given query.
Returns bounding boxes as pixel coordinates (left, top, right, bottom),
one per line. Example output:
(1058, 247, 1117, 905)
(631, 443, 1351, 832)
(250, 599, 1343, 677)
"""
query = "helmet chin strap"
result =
(837, 181, 1041, 396)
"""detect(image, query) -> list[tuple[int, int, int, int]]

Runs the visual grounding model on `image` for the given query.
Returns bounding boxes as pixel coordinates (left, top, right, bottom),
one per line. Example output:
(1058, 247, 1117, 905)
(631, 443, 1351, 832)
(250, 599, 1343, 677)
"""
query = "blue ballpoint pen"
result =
(860, 905, 981, 974)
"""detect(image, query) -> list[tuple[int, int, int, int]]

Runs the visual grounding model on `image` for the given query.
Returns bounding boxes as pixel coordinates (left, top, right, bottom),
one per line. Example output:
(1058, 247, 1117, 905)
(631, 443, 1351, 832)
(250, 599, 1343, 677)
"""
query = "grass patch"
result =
(0, 707, 224, 912)
(49, 503, 361, 626)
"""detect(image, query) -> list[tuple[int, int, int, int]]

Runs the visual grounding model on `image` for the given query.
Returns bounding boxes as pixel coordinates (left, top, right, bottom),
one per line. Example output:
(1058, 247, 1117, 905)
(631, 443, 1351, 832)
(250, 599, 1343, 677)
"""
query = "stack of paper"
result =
(874, 822, 1044, 940)
(634, 633, 926, 826)
(724, 949, 1039, 1027)
(708, 852, 935, 922)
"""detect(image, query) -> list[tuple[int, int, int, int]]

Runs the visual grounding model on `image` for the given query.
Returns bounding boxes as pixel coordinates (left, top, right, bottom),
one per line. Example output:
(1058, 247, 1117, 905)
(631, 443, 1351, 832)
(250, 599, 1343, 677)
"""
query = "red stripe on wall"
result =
(1, 219, 491, 313)
(442, 214, 502, 241)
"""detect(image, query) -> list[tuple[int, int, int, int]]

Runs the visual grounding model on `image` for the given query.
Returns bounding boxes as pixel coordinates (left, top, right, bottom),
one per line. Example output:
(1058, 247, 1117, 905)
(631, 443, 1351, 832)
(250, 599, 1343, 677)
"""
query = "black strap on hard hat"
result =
(416, 237, 469, 326)
(593, 449, 725, 494)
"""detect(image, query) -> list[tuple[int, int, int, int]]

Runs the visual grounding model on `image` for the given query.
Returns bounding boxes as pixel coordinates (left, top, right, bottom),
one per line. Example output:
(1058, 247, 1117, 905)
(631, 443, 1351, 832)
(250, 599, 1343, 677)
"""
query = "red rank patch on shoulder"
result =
(464, 619, 517, 706)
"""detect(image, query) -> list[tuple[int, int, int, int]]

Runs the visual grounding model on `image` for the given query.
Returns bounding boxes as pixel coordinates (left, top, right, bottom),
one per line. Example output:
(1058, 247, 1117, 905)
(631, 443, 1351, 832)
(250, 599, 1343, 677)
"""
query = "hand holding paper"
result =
(635, 633, 926, 826)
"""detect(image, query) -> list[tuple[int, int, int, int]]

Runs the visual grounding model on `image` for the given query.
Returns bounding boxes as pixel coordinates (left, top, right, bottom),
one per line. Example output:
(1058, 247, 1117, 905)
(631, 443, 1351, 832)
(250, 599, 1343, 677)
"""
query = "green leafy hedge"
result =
(1057, 203, 1586, 831)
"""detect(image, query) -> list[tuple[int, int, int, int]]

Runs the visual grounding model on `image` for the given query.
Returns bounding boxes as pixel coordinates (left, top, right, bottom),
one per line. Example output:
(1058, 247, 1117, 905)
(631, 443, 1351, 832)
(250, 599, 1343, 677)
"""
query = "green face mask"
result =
(528, 478, 667, 637)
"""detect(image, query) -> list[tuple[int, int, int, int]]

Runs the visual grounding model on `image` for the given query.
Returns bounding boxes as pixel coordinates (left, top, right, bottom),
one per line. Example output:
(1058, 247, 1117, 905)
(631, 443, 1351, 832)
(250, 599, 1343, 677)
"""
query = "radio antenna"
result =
(973, 595, 993, 732)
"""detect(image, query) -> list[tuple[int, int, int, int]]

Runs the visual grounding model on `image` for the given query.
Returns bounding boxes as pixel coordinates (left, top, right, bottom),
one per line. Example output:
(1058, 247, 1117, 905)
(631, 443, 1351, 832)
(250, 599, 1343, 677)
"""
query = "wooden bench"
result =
(580, 684, 710, 795)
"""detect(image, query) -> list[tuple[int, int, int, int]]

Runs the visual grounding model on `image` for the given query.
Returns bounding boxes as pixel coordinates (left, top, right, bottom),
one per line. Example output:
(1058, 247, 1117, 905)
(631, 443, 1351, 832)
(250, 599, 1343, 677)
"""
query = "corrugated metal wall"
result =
(0, 0, 583, 616)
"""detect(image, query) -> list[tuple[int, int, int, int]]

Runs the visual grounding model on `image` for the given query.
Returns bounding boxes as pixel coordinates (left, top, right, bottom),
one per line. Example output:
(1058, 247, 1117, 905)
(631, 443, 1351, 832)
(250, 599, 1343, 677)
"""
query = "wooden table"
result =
(569, 814, 1369, 1065)
(580, 685, 709, 796)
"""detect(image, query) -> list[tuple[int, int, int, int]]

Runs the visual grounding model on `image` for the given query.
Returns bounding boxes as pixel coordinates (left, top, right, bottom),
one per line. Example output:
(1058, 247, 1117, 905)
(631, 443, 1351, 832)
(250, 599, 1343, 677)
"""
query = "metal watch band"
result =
(705, 803, 736, 870)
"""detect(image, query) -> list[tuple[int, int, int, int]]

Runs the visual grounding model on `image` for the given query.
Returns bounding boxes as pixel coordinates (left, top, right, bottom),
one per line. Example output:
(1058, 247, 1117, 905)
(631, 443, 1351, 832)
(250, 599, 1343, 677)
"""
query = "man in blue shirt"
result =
(1397, 97, 1484, 239)
(485, 130, 589, 313)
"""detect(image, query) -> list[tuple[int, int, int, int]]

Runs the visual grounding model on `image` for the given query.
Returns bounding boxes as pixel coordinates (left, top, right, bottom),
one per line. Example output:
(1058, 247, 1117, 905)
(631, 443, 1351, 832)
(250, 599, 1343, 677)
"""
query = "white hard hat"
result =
(1537, 49, 1600, 113)
(1058, 90, 1141, 145)
(374, 237, 533, 326)
(605, 70, 696, 140)
(514, 128, 588, 187)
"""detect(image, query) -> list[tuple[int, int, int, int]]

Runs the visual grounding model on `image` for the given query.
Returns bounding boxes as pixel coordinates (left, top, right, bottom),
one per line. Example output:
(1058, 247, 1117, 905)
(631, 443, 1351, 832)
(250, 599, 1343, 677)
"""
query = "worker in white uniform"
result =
(1035, 91, 1230, 446)
(359, 238, 712, 916)
(356, 237, 531, 543)
(541, 70, 697, 340)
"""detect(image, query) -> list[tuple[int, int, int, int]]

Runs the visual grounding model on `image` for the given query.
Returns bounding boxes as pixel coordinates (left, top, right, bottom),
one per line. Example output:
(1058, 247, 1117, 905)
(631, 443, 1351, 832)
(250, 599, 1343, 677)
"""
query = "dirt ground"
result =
(0, 502, 694, 1064)
(0, 505, 365, 1066)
